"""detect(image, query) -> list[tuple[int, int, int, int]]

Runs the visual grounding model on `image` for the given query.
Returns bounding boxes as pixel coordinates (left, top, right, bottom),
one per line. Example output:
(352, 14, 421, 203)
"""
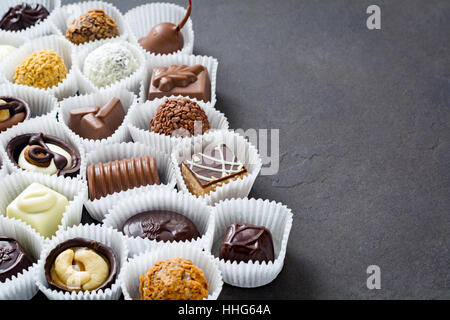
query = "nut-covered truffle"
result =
(14, 49, 67, 89)
(150, 97, 210, 136)
(139, 257, 209, 300)
(65, 9, 120, 45)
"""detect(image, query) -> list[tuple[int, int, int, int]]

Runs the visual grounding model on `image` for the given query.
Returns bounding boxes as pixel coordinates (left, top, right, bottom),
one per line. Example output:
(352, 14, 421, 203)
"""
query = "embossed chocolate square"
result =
(148, 64, 211, 102)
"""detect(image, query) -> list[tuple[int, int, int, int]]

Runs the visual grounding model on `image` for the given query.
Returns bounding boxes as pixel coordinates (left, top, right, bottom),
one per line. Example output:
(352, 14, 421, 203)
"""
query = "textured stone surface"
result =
(57, 0, 449, 299)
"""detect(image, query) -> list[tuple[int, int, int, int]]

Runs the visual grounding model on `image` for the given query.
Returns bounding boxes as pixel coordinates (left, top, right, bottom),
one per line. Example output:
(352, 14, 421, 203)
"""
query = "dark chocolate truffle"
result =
(44, 238, 118, 292)
(0, 96, 31, 132)
(0, 3, 49, 31)
(122, 210, 200, 242)
(150, 97, 210, 136)
(6, 133, 81, 178)
(219, 223, 275, 263)
(67, 97, 125, 140)
(138, 0, 191, 55)
(65, 9, 120, 45)
(0, 236, 33, 282)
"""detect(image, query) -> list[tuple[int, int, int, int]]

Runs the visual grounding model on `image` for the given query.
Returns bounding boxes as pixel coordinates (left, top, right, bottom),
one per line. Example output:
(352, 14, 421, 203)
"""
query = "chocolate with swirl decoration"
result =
(219, 223, 275, 263)
(0, 3, 49, 31)
(0, 97, 31, 132)
(6, 133, 81, 177)
(148, 64, 211, 102)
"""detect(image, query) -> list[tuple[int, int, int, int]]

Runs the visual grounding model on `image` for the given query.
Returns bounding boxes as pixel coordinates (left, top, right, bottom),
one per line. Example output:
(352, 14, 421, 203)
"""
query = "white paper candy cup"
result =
(35, 223, 128, 300)
(0, 116, 87, 179)
(212, 198, 293, 288)
(171, 130, 262, 205)
(128, 96, 229, 154)
(82, 142, 176, 222)
(0, 32, 27, 75)
(124, 2, 194, 57)
(0, 35, 78, 100)
(75, 39, 146, 95)
(0, 0, 60, 39)
(49, 0, 129, 50)
(104, 189, 215, 258)
(120, 243, 223, 300)
(58, 88, 138, 152)
(0, 215, 45, 300)
(0, 171, 87, 239)
(139, 54, 218, 107)
(0, 156, 7, 177)
(0, 83, 59, 121)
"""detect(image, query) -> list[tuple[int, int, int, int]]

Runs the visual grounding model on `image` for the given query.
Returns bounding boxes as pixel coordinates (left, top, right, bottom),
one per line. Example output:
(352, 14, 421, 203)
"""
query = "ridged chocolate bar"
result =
(87, 156, 160, 200)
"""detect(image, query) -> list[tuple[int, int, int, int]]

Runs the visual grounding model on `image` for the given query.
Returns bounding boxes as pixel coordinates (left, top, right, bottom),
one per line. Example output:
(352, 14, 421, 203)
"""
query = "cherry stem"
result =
(177, 0, 192, 31)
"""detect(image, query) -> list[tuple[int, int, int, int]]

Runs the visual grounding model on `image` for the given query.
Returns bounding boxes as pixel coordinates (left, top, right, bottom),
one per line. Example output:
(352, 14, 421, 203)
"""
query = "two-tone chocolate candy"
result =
(0, 97, 30, 132)
(0, 236, 33, 282)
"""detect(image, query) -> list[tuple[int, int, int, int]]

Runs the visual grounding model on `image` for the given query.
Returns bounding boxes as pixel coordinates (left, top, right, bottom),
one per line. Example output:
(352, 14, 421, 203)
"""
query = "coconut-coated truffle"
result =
(65, 9, 120, 45)
(139, 257, 209, 300)
(14, 49, 67, 89)
(83, 42, 138, 88)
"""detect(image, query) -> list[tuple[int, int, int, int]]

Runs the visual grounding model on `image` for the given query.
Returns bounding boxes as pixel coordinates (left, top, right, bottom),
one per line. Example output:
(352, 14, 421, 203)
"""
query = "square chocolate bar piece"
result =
(68, 97, 125, 140)
(181, 144, 248, 197)
(148, 64, 211, 102)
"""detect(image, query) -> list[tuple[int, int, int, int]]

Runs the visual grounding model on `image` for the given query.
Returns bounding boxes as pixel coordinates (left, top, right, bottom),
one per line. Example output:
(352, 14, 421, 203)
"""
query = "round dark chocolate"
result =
(0, 236, 33, 282)
(6, 133, 81, 178)
(219, 223, 275, 263)
(0, 3, 49, 31)
(122, 210, 200, 242)
(44, 238, 118, 293)
(0, 96, 31, 132)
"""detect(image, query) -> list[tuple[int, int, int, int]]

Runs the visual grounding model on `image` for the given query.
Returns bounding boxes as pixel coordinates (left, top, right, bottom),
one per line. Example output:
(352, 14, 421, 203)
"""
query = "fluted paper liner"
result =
(58, 88, 138, 152)
(103, 189, 215, 257)
(49, 0, 129, 51)
(139, 54, 218, 107)
(171, 130, 262, 205)
(120, 243, 223, 300)
(35, 224, 129, 300)
(82, 142, 176, 221)
(212, 198, 293, 288)
(75, 39, 146, 95)
(0, 215, 45, 300)
(0, 83, 59, 122)
(0, 155, 7, 177)
(0, 33, 27, 80)
(125, 2, 194, 57)
(0, 116, 87, 179)
(0, 35, 77, 100)
(0, 171, 87, 239)
(128, 95, 229, 154)
(0, 0, 60, 39)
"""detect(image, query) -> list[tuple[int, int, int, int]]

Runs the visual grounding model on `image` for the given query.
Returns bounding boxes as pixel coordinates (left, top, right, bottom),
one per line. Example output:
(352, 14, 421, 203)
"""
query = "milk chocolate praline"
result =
(122, 210, 200, 242)
(0, 236, 34, 282)
(0, 96, 31, 132)
(44, 238, 118, 293)
(5, 133, 81, 178)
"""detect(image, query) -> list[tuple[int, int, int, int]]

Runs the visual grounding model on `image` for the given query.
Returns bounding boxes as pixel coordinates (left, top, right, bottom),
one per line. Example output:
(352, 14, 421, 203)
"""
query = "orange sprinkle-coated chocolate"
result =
(14, 49, 67, 89)
(139, 257, 209, 300)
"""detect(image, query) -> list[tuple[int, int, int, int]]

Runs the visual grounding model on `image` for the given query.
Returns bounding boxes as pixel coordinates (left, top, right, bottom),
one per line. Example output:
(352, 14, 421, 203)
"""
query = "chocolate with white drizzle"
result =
(6, 133, 81, 177)
(183, 144, 247, 188)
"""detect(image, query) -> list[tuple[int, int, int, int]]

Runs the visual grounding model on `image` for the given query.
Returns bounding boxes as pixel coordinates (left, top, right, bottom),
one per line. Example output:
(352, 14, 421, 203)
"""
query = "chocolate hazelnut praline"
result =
(5, 133, 81, 178)
(44, 238, 118, 293)
(0, 96, 31, 132)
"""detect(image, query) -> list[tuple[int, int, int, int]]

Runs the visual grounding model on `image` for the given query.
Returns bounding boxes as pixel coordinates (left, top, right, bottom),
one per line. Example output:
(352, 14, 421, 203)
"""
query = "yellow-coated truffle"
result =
(139, 257, 209, 300)
(14, 49, 68, 89)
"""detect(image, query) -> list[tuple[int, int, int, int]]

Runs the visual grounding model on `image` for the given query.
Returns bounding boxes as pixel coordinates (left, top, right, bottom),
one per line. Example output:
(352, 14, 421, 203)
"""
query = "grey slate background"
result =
(59, 0, 449, 299)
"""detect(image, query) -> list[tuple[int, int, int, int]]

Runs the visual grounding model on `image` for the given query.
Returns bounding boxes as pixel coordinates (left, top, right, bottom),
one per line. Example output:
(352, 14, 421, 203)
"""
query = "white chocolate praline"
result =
(18, 144, 72, 175)
(83, 43, 139, 88)
(0, 45, 16, 62)
(6, 182, 69, 238)
(51, 247, 110, 291)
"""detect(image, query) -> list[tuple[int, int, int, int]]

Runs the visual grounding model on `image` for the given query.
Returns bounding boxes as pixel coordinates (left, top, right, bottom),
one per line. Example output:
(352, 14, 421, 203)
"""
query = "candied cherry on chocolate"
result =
(138, 0, 192, 55)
